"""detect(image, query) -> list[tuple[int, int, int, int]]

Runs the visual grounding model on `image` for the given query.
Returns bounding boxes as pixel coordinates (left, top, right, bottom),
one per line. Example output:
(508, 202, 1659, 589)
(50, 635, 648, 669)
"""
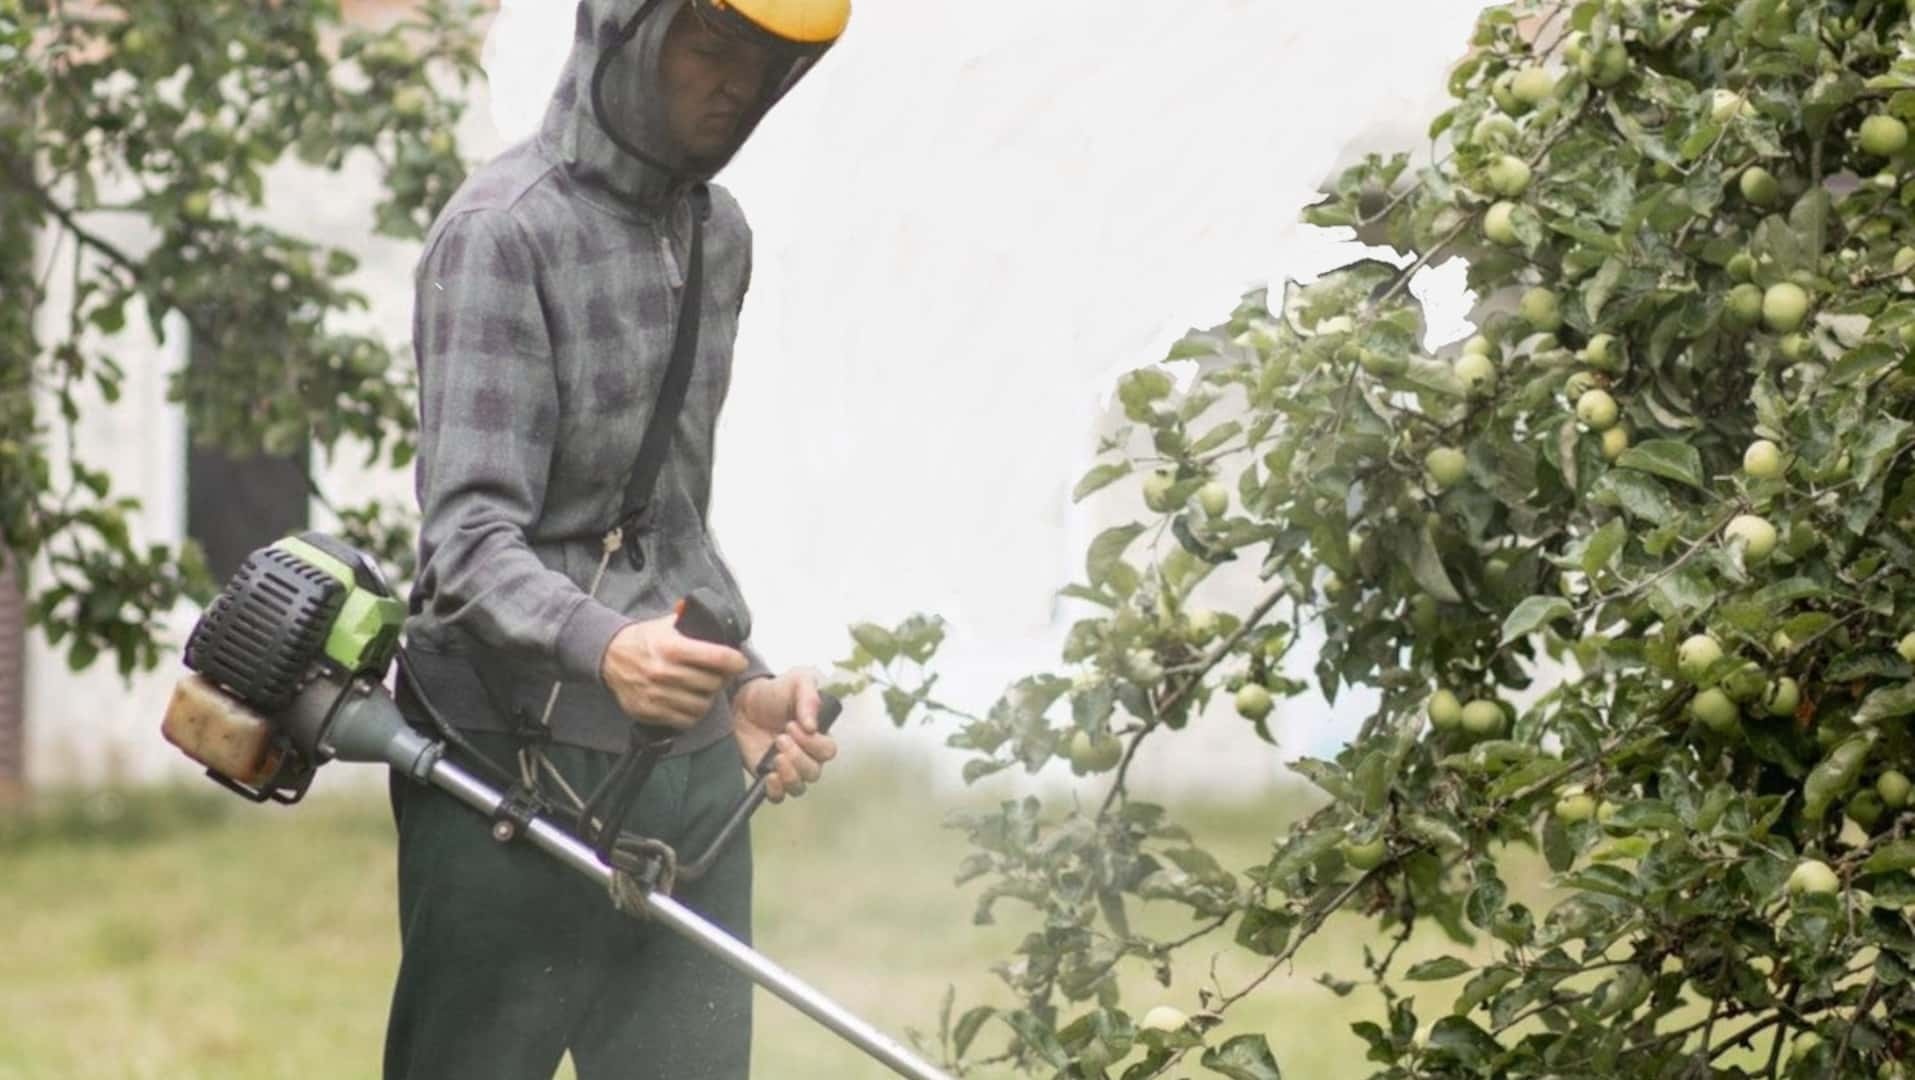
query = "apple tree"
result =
(1, 0, 481, 675)
(833, 1, 1915, 1076)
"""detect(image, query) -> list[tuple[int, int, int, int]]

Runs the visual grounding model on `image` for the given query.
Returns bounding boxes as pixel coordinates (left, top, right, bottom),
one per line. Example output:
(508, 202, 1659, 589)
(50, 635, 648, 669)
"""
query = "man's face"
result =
(658, 9, 773, 164)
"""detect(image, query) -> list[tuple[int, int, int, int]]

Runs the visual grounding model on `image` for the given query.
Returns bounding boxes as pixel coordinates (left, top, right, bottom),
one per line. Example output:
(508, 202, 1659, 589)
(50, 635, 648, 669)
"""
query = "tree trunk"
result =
(0, 545, 23, 805)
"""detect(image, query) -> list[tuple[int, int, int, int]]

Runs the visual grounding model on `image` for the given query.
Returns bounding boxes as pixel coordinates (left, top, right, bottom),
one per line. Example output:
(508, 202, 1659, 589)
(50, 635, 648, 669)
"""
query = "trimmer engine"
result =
(163, 532, 411, 803)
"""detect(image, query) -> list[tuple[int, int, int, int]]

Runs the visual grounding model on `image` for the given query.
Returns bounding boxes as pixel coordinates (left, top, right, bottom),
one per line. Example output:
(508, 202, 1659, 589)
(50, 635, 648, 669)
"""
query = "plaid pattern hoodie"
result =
(400, 0, 773, 756)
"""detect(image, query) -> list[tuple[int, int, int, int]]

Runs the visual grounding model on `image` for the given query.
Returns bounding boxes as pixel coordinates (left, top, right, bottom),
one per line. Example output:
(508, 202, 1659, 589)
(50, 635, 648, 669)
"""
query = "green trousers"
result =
(383, 732, 753, 1080)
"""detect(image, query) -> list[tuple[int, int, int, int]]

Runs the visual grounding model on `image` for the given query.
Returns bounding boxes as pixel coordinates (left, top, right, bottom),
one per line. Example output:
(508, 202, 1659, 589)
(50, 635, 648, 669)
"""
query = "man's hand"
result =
(600, 615, 750, 730)
(732, 669, 837, 801)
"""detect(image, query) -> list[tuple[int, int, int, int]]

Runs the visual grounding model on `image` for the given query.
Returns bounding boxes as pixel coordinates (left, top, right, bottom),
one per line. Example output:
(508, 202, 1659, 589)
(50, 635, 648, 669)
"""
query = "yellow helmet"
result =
(699, 0, 850, 48)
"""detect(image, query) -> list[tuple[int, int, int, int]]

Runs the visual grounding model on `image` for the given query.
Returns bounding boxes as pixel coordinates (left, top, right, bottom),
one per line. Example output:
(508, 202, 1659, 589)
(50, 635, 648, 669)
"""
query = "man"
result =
(386, 1, 850, 1076)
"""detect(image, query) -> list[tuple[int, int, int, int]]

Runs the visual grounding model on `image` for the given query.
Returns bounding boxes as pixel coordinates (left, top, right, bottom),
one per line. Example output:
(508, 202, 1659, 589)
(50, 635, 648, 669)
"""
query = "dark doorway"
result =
(184, 346, 310, 585)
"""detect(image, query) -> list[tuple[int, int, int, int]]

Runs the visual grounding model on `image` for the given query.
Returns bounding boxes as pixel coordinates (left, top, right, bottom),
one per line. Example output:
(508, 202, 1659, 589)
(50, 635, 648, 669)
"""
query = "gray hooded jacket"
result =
(401, 0, 776, 757)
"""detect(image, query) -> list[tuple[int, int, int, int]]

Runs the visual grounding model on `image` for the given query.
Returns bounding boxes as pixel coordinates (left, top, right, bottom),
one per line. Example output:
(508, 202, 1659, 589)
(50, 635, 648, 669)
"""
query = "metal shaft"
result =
(427, 758, 954, 1080)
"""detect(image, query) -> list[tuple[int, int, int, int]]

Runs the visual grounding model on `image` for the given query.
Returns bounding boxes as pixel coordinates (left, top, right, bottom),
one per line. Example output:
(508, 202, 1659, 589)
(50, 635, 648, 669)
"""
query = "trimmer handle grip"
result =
(749, 692, 842, 778)
(674, 588, 747, 648)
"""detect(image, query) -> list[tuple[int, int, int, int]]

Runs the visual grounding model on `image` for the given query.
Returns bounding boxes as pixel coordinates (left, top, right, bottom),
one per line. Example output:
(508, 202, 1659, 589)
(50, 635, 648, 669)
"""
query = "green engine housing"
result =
(274, 534, 406, 675)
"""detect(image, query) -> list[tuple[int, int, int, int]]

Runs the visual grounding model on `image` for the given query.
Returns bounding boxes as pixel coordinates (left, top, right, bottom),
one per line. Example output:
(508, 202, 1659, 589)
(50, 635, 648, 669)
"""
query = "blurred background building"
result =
(13, 0, 1498, 795)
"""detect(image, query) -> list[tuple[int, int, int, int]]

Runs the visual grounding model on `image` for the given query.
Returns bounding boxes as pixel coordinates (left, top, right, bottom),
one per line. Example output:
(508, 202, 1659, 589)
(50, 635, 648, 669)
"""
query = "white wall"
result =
(30, 0, 1497, 793)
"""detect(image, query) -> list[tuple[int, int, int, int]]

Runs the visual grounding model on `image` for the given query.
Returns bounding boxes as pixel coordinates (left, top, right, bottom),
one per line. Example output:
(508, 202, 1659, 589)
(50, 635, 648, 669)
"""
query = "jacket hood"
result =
(538, 0, 834, 215)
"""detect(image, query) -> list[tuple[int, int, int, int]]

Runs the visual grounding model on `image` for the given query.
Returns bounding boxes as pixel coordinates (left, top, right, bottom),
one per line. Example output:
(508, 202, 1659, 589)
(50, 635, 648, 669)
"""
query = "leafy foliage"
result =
(833, 1, 1915, 1076)
(1, 0, 481, 674)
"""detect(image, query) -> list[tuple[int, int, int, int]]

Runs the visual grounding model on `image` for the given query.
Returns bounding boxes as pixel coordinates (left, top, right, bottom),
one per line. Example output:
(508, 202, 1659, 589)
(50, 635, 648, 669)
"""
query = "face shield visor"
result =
(590, 0, 848, 183)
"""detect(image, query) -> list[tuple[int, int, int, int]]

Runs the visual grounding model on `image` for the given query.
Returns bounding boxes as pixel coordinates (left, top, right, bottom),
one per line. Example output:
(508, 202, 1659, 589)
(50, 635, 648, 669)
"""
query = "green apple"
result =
(1426, 447, 1468, 491)
(1512, 66, 1556, 107)
(1600, 425, 1631, 461)
(181, 191, 213, 221)
(1877, 770, 1911, 809)
(1726, 251, 1757, 282)
(1709, 89, 1748, 125)
(1860, 114, 1911, 157)
(1427, 689, 1463, 730)
(1850, 789, 1887, 829)
(1197, 481, 1229, 518)
(1763, 283, 1810, 333)
(1678, 633, 1723, 683)
(1580, 333, 1621, 371)
(1483, 555, 1511, 592)
(1139, 1005, 1189, 1032)
(1185, 609, 1221, 642)
(1486, 154, 1532, 197)
(1521, 287, 1563, 331)
(1691, 687, 1740, 733)
(1484, 201, 1520, 246)
(1738, 166, 1780, 206)
(1461, 699, 1504, 736)
(1721, 661, 1768, 704)
(1068, 730, 1124, 773)
(1724, 283, 1764, 329)
(1554, 787, 1597, 822)
(1235, 683, 1273, 721)
(1898, 632, 1915, 664)
(1743, 439, 1784, 479)
(1342, 835, 1389, 871)
(1779, 333, 1814, 362)
(1576, 389, 1620, 430)
(1411, 594, 1440, 636)
(1724, 514, 1777, 562)
(427, 130, 456, 157)
(1462, 334, 1496, 358)
(1493, 71, 1529, 116)
(1472, 114, 1520, 148)
(1764, 676, 1800, 719)
(392, 86, 429, 120)
(1582, 41, 1629, 87)
(1126, 649, 1163, 683)
(1564, 371, 1599, 401)
(1786, 858, 1839, 896)
(1143, 470, 1176, 512)
(1455, 351, 1497, 395)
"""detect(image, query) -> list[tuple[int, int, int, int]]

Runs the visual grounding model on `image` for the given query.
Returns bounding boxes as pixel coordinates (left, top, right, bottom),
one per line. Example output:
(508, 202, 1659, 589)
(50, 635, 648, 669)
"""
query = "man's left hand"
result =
(731, 669, 837, 802)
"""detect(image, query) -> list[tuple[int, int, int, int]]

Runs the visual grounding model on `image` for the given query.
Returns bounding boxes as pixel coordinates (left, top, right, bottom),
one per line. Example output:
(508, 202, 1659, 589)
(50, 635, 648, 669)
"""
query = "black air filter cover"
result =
(185, 545, 345, 713)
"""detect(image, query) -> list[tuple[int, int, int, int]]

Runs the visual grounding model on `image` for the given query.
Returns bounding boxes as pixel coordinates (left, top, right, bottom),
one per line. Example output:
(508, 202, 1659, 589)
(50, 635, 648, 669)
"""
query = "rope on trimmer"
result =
(522, 526, 684, 907)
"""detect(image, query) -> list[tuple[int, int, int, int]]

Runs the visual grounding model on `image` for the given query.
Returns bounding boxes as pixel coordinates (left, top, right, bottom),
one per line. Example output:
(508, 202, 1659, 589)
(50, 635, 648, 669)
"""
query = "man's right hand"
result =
(599, 615, 750, 730)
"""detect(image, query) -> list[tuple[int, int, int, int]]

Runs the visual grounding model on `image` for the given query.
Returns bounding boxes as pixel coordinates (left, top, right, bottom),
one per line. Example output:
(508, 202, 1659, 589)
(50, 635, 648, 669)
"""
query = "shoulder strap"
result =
(617, 185, 710, 570)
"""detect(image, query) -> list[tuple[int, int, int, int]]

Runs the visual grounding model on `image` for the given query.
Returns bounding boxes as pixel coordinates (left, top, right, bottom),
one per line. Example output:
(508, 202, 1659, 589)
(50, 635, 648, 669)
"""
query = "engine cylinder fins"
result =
(185, 545, 346, 714)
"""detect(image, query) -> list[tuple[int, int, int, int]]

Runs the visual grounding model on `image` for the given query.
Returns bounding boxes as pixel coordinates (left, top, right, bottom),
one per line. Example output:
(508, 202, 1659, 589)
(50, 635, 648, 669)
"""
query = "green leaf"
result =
(1410, 521, 1464, 604)
(1501, 596, 1574, 646)
(1614, 439, 1706, 490)
(850, 622, 899, 664)
(1582, 518, 1627, 576)
(1584, 257, 1624, 322)
(1073, 461, 1132, 503)
(1863, 841, 1915, 875)
(1858, 682, 1915, 726)
(1407, 955, 1474, 981)
(1201, 1035, 1283, 1080)
(1428, 1016, 1502, 1068)
(1002, 1009, 1068, 1068)
(1087, 524, 1146, 588)
(953, 1006, 996, 1058)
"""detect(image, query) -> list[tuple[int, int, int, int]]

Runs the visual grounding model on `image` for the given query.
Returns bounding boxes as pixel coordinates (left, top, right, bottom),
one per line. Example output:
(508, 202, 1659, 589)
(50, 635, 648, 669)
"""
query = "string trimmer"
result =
(159, 531, 951, 1080)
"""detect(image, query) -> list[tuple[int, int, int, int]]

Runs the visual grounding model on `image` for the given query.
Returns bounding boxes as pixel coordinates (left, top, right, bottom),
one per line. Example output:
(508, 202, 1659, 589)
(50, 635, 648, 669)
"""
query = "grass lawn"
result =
(0, 757, 1566, 1080)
